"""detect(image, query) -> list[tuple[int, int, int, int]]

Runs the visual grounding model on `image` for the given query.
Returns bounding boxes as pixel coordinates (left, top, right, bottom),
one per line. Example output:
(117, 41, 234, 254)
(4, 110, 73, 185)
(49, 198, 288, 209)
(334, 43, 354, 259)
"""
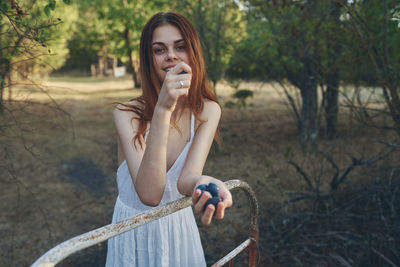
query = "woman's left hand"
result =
(191, 176, 233, 225)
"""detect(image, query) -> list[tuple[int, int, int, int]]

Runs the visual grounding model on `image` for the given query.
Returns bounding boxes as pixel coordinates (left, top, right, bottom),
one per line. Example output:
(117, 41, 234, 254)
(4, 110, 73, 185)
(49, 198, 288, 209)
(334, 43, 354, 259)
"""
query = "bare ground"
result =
(0, 76, 398, 266)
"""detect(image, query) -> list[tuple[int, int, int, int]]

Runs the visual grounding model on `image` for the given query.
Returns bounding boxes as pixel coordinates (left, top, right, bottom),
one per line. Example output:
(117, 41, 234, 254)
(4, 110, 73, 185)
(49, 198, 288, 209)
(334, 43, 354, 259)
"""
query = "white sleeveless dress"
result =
(106, 114, 206, 267)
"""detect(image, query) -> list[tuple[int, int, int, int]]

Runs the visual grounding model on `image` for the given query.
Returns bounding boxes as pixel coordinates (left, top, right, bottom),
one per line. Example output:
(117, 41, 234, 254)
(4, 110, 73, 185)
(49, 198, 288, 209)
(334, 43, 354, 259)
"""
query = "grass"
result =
(0, 76, 398, 266)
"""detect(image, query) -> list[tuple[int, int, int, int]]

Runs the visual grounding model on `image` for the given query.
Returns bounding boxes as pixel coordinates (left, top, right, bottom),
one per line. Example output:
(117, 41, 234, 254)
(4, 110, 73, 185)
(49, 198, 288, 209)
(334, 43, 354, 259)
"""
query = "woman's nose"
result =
(166, 48, 177, 60)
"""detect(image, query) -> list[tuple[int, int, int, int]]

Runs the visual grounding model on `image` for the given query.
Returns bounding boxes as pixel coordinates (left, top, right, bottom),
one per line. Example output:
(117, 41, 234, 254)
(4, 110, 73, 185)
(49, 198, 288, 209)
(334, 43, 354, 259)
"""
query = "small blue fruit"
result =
(207, 182, 219, 197)
(196, 184, 208, 199)
(204, 196, 221, 213)
(196, 184, 208, 191)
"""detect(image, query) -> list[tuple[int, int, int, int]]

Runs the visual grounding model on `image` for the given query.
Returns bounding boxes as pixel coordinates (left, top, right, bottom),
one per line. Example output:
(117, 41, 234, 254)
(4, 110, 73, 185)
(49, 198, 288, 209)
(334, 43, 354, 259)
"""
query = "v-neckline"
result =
(166, 139, 191, 174)
(167, 113, 193, 173)
(118, 114, 193, 174)
(117, 140, 192, 174)
(118, 137, 192, 175)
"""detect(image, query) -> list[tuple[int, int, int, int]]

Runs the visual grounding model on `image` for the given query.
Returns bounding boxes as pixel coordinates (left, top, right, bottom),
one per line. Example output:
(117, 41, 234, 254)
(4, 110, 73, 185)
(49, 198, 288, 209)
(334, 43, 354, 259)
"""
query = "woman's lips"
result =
(164, 64, 176, 72)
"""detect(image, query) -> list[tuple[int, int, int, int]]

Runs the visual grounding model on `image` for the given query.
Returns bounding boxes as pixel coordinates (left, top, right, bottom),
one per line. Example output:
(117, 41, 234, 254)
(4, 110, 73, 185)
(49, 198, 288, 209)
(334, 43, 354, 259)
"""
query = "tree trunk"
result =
(0, 81, 4, 113)
(325, 72, 339, 138)
(382, 0, 400, 134)
(0, 64, 9, 113)
(194, 0, 211, 77)
(7, 71, 12, 101)
(298, 0, 319, 149)
(210, 1, 223, 88)
(0, 23, 4, 113)
(123, 27, 140, 89)
(299, 72, 318, 149)
(325, 2, 341, 138)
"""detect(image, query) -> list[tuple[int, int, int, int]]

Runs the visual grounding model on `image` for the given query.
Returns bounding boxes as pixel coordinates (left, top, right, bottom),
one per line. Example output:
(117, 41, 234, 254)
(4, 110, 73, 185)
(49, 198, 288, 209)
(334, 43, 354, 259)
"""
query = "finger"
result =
(192, 189, 202, 205)
(214, 201, 225, 220)
(172, 88, 189, 99)
(194, 191, 211, 214)
(166, 85, 188, 98)
(220, 190, 233, 208)
(170, 62, 192, 75)
(169, 73, 191, 81)
(201, 204, 215, 225)
(175, 80, 190, 89)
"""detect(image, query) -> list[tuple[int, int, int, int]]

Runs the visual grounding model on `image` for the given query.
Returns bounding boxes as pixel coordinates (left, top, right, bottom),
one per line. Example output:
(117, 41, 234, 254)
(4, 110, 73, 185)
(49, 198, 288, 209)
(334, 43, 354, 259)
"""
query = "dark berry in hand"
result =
(196, 184, 208, 199)
(204, 196, 221, 213)
(196, 184, 208, 191)
(207, 182, 219, 197)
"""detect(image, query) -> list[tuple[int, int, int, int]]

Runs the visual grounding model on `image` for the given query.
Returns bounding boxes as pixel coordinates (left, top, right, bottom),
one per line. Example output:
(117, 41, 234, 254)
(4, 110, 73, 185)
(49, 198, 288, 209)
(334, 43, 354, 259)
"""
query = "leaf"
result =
(44, 5, 51, 16)
(0, 2, 7, 11)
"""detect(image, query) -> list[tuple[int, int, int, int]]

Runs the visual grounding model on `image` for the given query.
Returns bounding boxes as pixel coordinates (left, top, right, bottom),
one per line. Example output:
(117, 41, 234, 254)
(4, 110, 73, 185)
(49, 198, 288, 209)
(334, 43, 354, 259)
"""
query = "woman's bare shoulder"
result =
(113, 99, 144, 120)
(199, 99, 221, 120)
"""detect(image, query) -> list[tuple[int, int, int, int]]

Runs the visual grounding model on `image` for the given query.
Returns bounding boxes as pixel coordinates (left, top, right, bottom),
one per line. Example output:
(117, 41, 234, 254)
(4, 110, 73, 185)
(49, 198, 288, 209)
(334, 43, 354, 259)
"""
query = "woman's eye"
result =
(176, 45, 185, 51)
(154, 48, 165, 54)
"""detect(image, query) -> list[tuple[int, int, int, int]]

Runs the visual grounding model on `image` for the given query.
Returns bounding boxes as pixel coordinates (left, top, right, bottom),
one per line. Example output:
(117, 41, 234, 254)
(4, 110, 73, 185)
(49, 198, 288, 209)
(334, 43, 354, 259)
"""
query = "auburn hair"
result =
(119, 12, 220, 148)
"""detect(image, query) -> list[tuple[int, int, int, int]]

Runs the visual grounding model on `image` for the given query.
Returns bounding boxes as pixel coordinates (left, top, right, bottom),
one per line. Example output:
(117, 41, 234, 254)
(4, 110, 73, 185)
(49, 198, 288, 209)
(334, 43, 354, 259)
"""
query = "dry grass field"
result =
(0, 76, 398, 266)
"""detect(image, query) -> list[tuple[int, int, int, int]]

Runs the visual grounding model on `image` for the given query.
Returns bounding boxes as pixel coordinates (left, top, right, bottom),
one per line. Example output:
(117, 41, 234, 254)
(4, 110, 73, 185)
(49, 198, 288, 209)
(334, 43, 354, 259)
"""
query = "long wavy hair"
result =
(119, 12, 219, 148)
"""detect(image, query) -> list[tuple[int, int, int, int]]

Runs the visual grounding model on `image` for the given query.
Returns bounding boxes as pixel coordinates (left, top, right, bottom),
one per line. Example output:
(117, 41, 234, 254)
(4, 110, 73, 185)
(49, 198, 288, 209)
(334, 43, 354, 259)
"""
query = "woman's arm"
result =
(177, 100, 233, 225)
(114, 62, 192, 206)
(114, 107, 171, 206)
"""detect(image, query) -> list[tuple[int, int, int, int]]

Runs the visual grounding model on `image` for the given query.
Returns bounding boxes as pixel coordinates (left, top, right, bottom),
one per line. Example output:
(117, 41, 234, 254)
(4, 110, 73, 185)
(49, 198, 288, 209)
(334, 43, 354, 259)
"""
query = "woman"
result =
(106, 12, 232, 266)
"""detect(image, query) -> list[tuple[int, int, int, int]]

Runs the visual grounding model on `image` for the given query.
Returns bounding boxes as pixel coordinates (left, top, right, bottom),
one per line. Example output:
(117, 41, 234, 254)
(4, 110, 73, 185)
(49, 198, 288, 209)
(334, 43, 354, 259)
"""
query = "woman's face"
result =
(152, 24, 190, 83)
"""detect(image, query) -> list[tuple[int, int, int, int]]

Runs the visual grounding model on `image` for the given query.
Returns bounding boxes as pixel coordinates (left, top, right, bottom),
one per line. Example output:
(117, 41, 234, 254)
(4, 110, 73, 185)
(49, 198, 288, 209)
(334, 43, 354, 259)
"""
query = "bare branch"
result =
(371, 248, 399, 267)
(320, 151, 339, 188)
(288, 160, 315, 192)
(329, 254, 352, 267)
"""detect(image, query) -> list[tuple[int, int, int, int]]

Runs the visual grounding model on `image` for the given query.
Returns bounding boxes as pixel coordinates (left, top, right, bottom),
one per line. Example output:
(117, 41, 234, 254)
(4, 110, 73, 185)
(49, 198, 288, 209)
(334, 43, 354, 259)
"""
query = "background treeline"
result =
(2, 0, 400, 146)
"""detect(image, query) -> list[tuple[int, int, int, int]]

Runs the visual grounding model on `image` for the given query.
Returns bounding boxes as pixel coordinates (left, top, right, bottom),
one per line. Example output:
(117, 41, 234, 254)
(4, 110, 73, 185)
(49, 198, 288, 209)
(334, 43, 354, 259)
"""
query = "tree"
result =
(172, 0, 245, 88)
(322, 1, 342, 138)
(234, 0, 335, 148)
(342, 0, 400, 134)
(101, 0, 154, 88)
(0, 0, 76, 112)
(77, 0, 164, 88)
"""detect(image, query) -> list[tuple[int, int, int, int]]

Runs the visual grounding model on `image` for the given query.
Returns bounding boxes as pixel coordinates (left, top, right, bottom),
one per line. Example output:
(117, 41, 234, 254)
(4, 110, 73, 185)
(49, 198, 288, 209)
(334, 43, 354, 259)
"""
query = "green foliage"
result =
(232, 89, 253, 107)
(60, 0, 246, 82)
(0, 0, 77, 79)
(228, 1, 321, 82)
(60, 0, 166, 76)
(60, 3, 109, 71)
(341, 0, 400, 86)
(226, 0, 400, 142)
(44, 0, 56, 16)
(229, 0, 399, 87)
(170, 0, 246, 85)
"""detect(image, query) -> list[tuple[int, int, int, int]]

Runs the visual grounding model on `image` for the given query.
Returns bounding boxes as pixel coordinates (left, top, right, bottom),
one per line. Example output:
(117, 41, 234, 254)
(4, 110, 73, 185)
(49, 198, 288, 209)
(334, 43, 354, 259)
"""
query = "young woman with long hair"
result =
(105, 12, 232, 266)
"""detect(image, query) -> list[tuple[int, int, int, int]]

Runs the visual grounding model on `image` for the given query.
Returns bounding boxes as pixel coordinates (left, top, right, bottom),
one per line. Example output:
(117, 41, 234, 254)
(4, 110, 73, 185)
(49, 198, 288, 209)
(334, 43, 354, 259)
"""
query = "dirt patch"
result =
(61, 157, 109, 197)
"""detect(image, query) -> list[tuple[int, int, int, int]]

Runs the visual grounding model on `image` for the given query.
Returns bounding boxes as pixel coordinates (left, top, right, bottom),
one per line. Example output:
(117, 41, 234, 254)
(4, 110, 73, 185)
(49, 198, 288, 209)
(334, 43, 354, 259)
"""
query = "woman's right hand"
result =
(191, 176, 233, 225)
(156, 62, 192, 111)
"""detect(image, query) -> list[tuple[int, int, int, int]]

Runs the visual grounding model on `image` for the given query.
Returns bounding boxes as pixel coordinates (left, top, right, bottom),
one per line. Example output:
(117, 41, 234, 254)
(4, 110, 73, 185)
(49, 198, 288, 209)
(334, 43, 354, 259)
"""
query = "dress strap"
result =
(190, 113, 195, 140)
(144, 122, 150, 142)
